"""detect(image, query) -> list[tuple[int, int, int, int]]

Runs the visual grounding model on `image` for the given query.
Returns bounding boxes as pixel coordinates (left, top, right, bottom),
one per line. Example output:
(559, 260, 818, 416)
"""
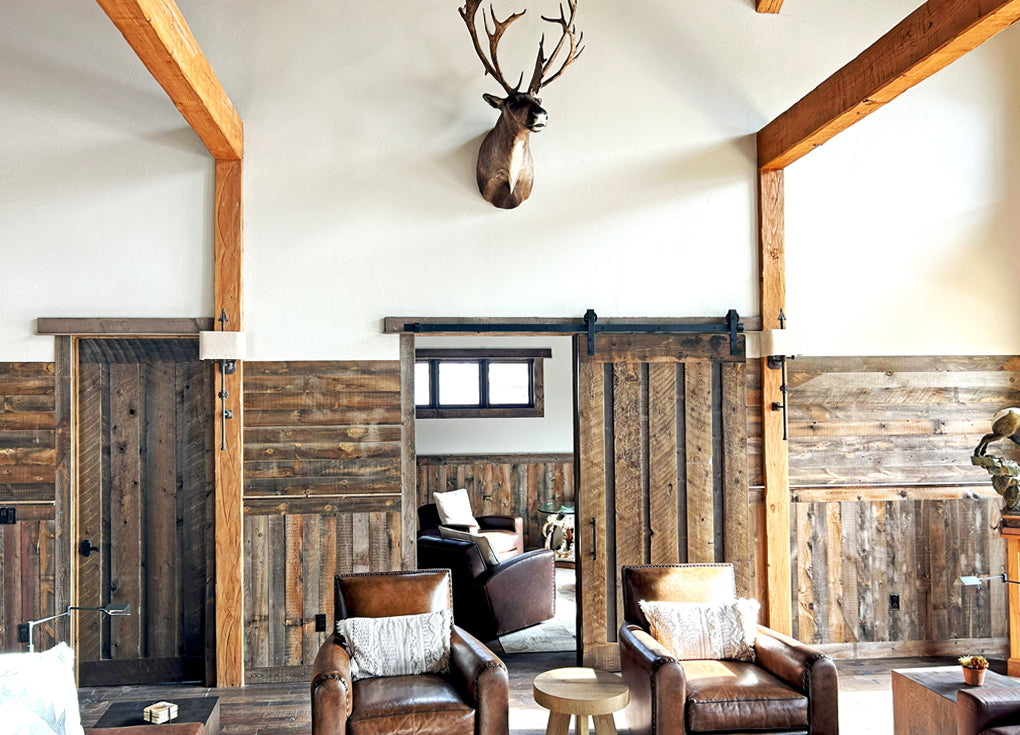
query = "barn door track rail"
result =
(396, 309, 743, 356)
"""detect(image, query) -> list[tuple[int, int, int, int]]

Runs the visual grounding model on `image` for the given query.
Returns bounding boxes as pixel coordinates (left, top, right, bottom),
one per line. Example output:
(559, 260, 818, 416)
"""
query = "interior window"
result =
(414, 348, 550, 418)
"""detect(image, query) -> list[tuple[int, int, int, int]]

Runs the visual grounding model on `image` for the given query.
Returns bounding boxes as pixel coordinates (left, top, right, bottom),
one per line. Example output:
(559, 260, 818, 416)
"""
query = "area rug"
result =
(498, 566, 576, 654)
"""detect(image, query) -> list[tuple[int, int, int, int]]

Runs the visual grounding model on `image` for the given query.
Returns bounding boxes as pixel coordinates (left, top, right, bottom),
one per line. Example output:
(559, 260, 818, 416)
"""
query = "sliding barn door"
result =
(575, 333, 749, 668)
(75, 338, 214, 685)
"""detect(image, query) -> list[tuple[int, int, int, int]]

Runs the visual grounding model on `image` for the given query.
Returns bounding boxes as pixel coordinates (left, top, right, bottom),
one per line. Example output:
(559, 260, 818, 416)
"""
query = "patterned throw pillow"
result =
(335, 609, 452, 681)
(438, 526, 502, 566)
(639, 599, 759, 662)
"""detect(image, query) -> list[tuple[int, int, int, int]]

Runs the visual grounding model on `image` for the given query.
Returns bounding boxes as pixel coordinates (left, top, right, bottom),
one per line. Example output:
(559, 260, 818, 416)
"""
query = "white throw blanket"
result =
(0, 643, 84, 735)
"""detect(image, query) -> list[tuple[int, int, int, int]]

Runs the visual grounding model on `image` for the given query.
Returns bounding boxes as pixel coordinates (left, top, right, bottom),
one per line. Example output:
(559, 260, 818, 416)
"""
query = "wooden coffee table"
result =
(533, 667, 629, 735)
(93, 697, 220, 734)
(892, 666, 1020, 735)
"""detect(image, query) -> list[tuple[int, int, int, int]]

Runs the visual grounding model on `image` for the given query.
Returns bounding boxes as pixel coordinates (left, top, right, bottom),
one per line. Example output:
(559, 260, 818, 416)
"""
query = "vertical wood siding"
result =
(243, 361, 403, 682)
(0, 363, 56, 652)
(416, 454, 573, 549)
(577, 335, 750, 668)
(751, 355, 1019, 652)
(75, 341, 214, 685)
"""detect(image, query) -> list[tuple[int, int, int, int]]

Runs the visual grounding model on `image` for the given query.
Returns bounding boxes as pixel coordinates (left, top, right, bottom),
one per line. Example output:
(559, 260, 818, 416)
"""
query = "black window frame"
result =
(414, 348, 551, 419)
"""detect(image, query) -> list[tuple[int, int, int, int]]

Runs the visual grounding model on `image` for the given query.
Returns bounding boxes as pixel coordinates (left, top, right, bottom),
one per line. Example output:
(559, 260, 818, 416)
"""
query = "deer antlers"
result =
(460, 0, 584, 96)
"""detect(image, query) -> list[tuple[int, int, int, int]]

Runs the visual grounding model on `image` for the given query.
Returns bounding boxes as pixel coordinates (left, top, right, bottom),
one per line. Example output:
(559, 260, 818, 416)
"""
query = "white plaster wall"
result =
(414, 336, 574, 455)
(3, 0, 1020, 378)
(785, 21, 1020, 356)
(0, 2, 214, 362)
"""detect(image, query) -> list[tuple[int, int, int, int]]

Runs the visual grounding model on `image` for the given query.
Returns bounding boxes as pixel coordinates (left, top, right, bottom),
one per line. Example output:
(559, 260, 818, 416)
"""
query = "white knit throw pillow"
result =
(335, 610, 452, 681)
(639, 599, 759, 662)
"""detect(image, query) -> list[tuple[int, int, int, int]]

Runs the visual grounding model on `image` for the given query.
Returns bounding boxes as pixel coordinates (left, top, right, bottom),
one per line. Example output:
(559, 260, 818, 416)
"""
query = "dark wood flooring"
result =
(78, 653, 1000, 734)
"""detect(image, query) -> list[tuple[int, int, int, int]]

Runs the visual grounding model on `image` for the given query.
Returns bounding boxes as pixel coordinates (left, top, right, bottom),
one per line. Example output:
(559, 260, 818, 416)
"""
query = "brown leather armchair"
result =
(418, 503, 524, 560)
(619, 563, 839, 735)
(310, 569, 509, 735)
(958, 687, 1020, 734)
(417, 535, 555, 641)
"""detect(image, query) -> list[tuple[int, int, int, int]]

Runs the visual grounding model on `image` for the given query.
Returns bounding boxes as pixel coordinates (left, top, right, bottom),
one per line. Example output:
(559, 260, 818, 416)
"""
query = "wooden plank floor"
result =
(78, 652, 989, 734)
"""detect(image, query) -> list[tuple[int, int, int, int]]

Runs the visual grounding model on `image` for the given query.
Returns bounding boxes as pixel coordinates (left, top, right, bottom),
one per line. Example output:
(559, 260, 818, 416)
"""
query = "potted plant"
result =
(959, 655, 990, 686)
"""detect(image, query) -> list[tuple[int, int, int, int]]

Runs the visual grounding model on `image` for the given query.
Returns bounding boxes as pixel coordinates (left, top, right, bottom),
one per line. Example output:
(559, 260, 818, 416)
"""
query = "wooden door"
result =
(75, 338, 214, 685)
(574, 333, 750, 668)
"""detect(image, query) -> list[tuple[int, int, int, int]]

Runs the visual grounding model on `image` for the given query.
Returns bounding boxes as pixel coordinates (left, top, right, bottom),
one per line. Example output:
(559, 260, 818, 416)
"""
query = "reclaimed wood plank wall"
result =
(242, 361, 403, 682)
(0, 363, 56, 652)
(748, 355, 1019, 653)
(416, 454, 573, 549)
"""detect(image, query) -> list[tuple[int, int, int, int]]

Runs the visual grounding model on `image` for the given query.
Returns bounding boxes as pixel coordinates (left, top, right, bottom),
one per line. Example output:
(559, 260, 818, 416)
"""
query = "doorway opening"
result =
(411, 334, 578, 656)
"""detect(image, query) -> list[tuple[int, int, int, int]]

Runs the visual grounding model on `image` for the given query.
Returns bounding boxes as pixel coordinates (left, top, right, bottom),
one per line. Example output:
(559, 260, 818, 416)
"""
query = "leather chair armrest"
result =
(476, 515, 522, 536)
(619, 623, 686, 735)
(754, 625, 838, 735)
(311, 633, 353, 735)
(450, 626, 509, 735)
(958, 686, 1020, 734)
(441, 523, 481, 533)
(486, 547, 553, 578)
(482, 548, 555, 632)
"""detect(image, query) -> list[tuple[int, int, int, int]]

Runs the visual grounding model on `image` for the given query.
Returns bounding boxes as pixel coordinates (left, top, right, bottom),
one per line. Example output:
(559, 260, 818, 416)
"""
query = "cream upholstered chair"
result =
(417, 490, 523, 561)
(619, 563, 839, 735)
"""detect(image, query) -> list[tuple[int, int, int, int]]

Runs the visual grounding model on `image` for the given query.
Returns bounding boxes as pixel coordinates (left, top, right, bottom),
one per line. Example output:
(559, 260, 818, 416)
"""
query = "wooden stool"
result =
(533, 667, 629, 735)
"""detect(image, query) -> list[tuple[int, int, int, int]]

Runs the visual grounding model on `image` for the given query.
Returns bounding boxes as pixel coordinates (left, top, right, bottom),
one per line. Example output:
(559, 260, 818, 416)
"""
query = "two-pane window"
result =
(415, 349, 550, 418)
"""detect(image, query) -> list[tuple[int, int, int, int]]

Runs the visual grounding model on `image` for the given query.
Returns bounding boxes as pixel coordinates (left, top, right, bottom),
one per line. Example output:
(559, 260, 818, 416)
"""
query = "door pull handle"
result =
(79, 539, 99, 558)
(590, 518, 597, 560)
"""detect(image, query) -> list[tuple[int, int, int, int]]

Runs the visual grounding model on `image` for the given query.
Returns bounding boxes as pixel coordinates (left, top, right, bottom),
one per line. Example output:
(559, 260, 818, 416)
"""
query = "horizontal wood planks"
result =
(417, 454, 573, 549)
(759, 355, 1018, 650)
(0, 363, 56, 652)
(0, 363, 56, 501)
(786, 356, 1020, 488)
(242, 361, 404, 681)
(244, 362, 402, 498)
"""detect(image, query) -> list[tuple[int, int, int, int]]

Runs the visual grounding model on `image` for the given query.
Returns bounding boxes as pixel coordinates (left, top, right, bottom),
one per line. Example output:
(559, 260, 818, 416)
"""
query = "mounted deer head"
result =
(460, 0, 584, 209)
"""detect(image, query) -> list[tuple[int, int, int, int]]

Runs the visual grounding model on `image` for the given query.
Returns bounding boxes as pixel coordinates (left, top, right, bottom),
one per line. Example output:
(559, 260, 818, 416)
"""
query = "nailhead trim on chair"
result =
(802, 651, 831, 734)
(311, 672, 352, 718)
(473, 660, 507, 704)
(650, 652, 681, 734)
(337, 568, 454, 610)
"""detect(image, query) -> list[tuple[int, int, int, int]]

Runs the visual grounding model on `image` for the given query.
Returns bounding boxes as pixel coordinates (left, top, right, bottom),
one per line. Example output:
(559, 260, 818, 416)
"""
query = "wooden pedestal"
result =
(1001, 520, 1020, 676)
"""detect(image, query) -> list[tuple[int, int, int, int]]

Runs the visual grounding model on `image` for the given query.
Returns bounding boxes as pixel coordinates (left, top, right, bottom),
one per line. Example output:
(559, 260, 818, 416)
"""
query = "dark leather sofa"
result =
(310, 569, 509, 735)
(417, 535, 555, 642)
(958, 687, 1020, 735)
(619, 563, 839, 735)
(87, 728, 203, 735)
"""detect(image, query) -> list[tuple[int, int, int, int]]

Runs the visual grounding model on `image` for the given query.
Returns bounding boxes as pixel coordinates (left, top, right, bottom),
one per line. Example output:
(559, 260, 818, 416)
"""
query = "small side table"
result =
(533, 667, 629, 735)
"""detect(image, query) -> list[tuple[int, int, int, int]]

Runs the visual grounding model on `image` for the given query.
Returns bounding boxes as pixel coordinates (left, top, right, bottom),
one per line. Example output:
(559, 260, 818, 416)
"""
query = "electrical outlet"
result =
(889, 593, 900, 611)
(17, 624, 29, 643)
(0, 507, 15, 524)
(315, 614, 327, 632)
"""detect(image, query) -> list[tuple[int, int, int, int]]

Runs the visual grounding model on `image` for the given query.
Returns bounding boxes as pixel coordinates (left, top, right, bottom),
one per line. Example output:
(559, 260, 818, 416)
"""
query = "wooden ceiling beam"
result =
(756, 0, 784, 14)
(758, 0, 1020, 170)
(94, 0, 243, 159)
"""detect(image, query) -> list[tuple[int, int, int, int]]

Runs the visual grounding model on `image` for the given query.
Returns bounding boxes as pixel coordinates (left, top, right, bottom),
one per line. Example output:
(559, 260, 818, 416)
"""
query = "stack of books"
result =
(143, 701, 179, 724)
